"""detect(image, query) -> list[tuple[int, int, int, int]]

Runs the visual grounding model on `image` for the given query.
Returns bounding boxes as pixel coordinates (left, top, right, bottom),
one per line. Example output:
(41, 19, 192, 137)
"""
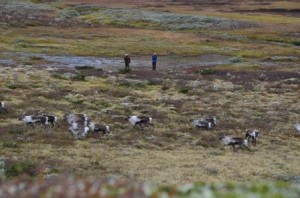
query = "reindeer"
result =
(220, 135, 250, 152)
(126, 116, 154, 130)
(191, 115, 217, 130)
(43, 115, 60, 128)
(18, 112, 49, 129)
(204, 116, 217, 127)
(64, 113, 90, 138)
(69, 122, 89, 139)
(88, 122, 110, 135)
(64, 113, 89, 126)
(0, 102, 8, 113)
(35, 110, 60, 128)
(191, 119, 212, 130)
(245, 129, 260, 146)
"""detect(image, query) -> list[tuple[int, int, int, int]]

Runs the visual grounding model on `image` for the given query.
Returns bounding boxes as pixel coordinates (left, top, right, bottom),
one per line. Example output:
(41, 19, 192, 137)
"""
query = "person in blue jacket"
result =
(152, 52, 158, 71)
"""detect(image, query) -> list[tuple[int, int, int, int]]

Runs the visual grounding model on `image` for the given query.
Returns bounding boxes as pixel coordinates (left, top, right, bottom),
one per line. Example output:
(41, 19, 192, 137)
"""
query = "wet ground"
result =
(0, 52, 232, 70)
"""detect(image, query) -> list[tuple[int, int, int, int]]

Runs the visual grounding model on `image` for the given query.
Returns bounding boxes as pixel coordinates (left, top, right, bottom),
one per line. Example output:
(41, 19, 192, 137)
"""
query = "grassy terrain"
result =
(0, 0, 300, 196)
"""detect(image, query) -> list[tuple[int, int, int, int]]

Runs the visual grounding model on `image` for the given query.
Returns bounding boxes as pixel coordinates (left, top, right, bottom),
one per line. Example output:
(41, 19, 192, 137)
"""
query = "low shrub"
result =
(5, 160, 38, 179)
(118, 68, 131, 74)
(71, 72, 86, 81)
(51, 73, 67, 80)
(75, 66, 95, 70)
(230, 56, 243, 63)
(199, 68, 217, 75)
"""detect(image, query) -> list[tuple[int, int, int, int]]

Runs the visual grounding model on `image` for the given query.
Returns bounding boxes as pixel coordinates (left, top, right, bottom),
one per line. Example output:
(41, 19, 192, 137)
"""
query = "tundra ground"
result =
(0, 0, 299, 192)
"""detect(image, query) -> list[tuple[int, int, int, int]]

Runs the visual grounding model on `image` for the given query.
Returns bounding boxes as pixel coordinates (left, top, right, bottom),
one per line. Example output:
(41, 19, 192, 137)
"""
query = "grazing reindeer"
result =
(0, 102, 8, 113)
(245, 129, 260, 146)
(88, 122, 110, 135)
(18, 112, 49, 129)
(126, 116, 154, 130)
(220, 135, 250, 152)
(191, 119, 212, 130)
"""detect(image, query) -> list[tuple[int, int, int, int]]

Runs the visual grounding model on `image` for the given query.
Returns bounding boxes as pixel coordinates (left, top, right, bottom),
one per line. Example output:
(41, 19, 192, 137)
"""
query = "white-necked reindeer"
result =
(0, 102, 8, 113)
(18, 112, 49, 129)
(245, 129, 260, 146)
(220, 135, 250, 152)
(126, 115, 154, 130)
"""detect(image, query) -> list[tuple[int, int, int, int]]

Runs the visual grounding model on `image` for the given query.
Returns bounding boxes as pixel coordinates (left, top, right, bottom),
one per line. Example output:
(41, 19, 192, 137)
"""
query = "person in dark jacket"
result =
(152, 52, 157, 71)
(124, 54, 131, 69)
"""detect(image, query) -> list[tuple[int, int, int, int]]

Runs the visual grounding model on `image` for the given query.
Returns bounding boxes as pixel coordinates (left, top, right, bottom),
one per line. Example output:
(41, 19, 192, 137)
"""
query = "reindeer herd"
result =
(1, 101, 298, 152)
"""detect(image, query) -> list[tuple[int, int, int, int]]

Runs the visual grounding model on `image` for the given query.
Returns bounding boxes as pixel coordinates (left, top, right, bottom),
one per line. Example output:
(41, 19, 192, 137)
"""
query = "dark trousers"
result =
(125, 63, 130, 69)
(152, 62, 156, 70)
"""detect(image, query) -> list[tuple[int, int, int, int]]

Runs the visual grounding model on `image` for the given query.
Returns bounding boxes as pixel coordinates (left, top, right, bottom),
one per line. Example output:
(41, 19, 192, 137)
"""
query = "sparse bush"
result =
(29, 56, 44, 61)
(178, 87, 189, 94)
(51, 73, 67, 80)
(6, 83, 17, 90)
(230, 56, 243, 63)
(6, 82, 29, 90)
(71, 72, 86, 81)
(199, 68, 217, 75)
(118, 68, 131, 74)
(8, 128, 23, 135)
(292, 41, 300, 46)
(59, 9, 80, 18)
(5, 160, 38, 179)
(75, 66, 95, 70)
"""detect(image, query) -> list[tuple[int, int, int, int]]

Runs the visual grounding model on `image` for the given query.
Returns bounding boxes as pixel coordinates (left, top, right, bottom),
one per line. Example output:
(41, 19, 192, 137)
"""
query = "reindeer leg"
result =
(242, 144, 251, 152)
(232, 145, 236, 152)
(1, 107, 8, 113)
(139, 123, 144, 130)
(133, 124, 137, 129)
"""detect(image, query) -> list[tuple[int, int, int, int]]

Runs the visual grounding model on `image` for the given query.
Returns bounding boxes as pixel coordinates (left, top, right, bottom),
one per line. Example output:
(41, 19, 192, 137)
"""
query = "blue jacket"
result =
(152, 55, 157, 63)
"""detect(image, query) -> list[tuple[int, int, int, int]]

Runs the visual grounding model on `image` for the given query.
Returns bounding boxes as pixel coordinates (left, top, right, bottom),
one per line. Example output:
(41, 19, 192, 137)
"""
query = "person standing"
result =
(124, 54, 131, 69)
(152, 52, 157, 71)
